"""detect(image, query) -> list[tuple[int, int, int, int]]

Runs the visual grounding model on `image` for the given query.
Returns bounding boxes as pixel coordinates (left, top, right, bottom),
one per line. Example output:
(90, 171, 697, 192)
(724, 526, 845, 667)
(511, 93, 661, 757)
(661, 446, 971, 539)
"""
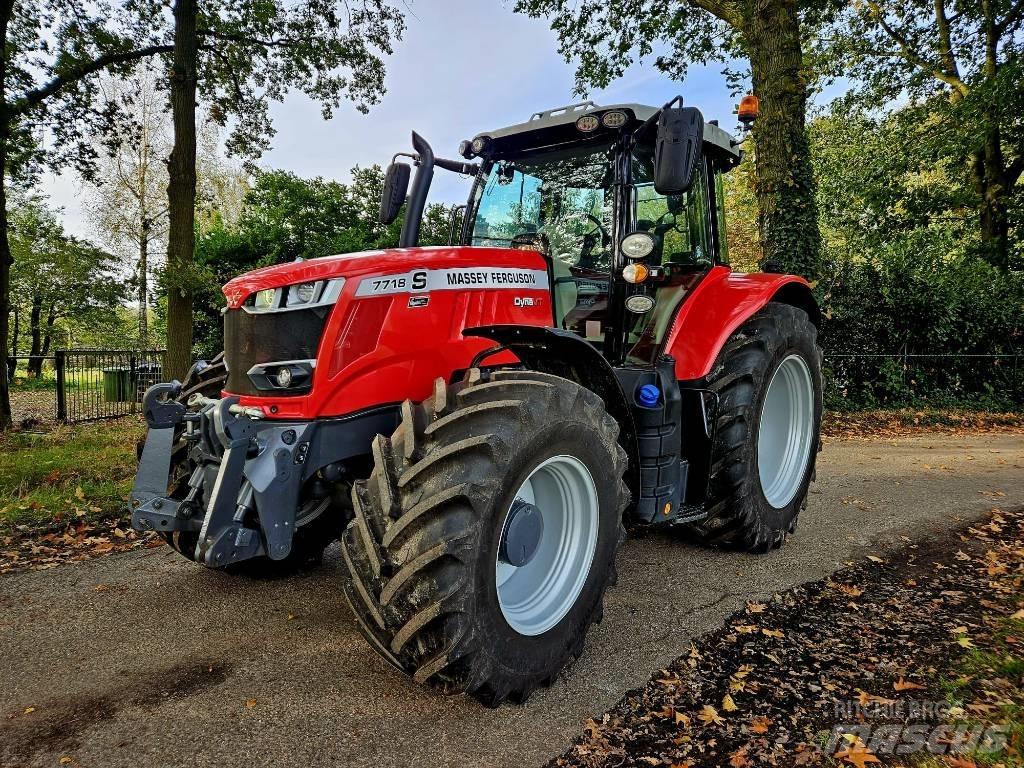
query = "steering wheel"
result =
(541, 212, 610, 266)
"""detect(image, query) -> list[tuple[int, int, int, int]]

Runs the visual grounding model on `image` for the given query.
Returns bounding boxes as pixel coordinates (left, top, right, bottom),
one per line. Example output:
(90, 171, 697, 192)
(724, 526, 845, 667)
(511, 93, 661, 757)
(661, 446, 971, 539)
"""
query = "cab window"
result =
(630, 149, 712, 269)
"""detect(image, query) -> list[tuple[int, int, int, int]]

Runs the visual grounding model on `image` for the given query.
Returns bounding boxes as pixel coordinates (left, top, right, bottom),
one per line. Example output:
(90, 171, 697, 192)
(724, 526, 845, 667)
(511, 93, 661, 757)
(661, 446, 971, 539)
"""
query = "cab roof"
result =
(471, 101, 741, 165)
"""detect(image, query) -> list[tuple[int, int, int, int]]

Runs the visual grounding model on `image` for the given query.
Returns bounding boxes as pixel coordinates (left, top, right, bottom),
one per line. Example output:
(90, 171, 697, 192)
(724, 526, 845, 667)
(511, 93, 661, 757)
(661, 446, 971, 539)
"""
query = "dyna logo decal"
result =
(356, 267, 549, 297)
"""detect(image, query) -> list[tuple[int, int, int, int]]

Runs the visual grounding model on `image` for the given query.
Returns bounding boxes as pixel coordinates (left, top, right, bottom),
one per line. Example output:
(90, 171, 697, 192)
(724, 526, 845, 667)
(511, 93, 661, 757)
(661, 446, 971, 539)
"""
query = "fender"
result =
(464, 325, 640, 506)
(664, 266, 819, 381)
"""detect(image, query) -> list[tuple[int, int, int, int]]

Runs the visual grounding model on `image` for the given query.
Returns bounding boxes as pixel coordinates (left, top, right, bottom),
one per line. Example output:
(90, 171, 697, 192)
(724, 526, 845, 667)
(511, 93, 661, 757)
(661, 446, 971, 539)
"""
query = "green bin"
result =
(102, 367, 132, 402)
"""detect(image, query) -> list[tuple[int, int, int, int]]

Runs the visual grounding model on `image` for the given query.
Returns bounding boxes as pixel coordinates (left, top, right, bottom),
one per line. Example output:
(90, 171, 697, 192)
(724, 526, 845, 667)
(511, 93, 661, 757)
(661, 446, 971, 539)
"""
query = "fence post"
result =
(55, 350, 67, 422)
(129, 353, 137, 414)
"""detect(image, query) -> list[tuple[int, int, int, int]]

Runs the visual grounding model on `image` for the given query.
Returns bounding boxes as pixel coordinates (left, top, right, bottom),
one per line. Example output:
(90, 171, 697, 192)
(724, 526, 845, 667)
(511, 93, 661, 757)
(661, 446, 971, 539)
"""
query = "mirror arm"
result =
(634, 94, 684, 142)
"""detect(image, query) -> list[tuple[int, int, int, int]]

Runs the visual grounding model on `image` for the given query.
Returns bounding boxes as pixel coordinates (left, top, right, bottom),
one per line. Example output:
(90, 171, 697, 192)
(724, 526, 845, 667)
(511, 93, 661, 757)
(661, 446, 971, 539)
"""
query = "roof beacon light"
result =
(738, 93, 760, 128)
(576, 114, 600, 133)
(601, 110, 628, 128)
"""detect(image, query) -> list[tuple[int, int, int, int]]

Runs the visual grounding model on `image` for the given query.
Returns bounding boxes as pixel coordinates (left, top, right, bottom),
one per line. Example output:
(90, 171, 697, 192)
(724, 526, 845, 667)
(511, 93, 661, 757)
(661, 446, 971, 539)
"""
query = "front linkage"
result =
(131, 382, 315, 567)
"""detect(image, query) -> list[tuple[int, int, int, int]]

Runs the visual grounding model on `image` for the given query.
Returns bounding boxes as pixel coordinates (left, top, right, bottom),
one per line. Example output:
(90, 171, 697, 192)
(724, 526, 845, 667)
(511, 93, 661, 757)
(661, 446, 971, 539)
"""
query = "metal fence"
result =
(6, 349, 165, 424)
(5, 348, 1021, 425)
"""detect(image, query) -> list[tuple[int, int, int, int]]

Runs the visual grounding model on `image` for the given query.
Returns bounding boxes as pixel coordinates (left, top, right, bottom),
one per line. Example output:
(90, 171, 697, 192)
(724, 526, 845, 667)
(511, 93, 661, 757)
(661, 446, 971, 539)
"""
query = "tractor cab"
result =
(382, 99, 742, 367)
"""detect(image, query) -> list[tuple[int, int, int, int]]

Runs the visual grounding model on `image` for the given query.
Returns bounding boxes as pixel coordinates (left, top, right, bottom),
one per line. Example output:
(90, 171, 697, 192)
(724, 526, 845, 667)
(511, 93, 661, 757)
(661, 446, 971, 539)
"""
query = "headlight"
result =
(245, 278, 344, 314)
(274, 366, 293, 388)
(287, 282, 317, 306)
(621, 232, 655, 259)
(254, 288, 277, 310)
(471, 136, 491, 155)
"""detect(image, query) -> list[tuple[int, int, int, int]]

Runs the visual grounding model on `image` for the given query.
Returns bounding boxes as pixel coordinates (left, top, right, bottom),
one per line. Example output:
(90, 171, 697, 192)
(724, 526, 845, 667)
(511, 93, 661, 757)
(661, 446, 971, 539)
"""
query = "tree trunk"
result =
(165, 0, 198, 379)
(0, 159, 10, 423)
(743, 0, 822, 280)
(41, 304, 56, 356)
(138, 227, 149, 346)
(11, 303, 18, 354)
(27, 293, 42, 378)
(0, 0, 13, 429)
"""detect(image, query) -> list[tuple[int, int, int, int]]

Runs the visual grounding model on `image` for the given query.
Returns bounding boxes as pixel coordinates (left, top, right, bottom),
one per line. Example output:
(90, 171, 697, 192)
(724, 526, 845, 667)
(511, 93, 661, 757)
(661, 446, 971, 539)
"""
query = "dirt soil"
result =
(549, 506, 1024, 768)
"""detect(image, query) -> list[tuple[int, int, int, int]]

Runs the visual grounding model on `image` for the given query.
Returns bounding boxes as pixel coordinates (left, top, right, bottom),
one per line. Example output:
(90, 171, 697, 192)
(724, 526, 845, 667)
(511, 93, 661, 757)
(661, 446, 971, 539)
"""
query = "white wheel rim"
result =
(757, 354, 815, 509)
(496, 455, 599, 636)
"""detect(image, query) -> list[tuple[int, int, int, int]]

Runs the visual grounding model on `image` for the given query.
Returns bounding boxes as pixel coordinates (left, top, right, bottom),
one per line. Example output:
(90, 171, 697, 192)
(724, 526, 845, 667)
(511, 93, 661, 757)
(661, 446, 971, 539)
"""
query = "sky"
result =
(40, 0, 745, 242)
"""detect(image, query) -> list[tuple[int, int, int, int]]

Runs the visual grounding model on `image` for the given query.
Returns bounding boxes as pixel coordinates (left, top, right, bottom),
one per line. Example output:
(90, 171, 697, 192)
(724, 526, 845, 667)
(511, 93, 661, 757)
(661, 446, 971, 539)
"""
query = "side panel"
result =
(232, 247, 553, 419)
(663, 266, 817, 381)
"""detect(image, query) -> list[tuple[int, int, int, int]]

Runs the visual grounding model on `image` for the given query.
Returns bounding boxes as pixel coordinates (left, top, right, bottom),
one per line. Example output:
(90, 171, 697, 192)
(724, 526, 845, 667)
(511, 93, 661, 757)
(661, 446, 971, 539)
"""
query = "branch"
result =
(11, 44, 174, 117)
(196, 28, 303, 49)
(866, 1, 970, 97)
(1007, 155, 1024, 188)
(688, 0, 743, 30)
(997, 0, 1024, 34)
(933, 0, 961, 82)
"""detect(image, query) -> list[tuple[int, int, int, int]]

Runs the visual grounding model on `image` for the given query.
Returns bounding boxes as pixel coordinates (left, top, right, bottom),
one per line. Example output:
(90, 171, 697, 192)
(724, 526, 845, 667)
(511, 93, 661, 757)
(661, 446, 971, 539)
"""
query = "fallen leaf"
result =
(23, 706, 35, 714)
(698, 705, 724, 726)
(893, 677, 926, 691)
(866, 555, 884, 563)
(722, 694, 738, 712)
(244, 698, 257, 708)
(750, 716, 771, 734)
(728, 746, 750, 767)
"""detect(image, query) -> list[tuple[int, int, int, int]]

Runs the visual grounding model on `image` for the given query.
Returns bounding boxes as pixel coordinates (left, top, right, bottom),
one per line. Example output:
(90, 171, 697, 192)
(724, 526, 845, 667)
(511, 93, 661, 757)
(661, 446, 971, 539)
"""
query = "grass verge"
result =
(0, 419, 145, 531)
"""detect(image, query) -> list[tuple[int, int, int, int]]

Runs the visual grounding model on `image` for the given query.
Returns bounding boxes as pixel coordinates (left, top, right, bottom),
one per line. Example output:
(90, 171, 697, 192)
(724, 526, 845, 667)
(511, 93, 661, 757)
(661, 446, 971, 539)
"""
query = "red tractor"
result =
(132, 97, 822, 706)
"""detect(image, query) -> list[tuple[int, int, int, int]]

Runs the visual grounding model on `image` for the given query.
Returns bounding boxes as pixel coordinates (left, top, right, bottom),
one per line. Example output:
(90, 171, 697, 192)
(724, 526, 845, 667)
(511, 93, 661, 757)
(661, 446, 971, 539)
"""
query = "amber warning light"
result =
(738, 93, 760, 128)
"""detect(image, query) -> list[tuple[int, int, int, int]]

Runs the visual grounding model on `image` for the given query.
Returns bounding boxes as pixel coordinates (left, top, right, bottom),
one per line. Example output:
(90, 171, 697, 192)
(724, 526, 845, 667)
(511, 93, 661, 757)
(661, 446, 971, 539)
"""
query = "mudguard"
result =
(664, 266, 819, 381)
(464, 325, 640, 506)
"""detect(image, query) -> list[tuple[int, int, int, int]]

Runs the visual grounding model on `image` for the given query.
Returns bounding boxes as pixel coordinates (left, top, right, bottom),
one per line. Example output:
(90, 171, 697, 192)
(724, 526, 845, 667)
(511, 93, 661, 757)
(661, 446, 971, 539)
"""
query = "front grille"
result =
(223, 305, 331, 396)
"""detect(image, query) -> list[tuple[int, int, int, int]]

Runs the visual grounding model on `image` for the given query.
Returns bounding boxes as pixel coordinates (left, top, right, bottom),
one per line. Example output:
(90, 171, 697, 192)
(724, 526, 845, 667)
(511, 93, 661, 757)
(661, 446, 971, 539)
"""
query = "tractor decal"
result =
(354, 267, 549, 297)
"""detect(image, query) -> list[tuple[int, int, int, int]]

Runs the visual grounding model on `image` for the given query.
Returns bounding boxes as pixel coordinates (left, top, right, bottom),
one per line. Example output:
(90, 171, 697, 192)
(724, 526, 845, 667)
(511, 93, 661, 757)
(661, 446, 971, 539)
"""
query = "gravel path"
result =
(1, 433, 1023, 768)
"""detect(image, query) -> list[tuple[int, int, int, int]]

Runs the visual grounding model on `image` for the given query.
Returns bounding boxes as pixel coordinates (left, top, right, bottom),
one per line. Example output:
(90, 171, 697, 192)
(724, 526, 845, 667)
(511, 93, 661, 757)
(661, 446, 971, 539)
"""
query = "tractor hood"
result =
(222, 245, 549, 309)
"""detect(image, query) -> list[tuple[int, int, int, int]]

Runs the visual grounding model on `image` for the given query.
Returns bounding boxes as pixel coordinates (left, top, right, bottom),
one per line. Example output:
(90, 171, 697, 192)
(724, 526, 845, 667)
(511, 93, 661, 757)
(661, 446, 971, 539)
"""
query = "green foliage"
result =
(809, 105, 1024, 408)
(8, 195, 127, 354)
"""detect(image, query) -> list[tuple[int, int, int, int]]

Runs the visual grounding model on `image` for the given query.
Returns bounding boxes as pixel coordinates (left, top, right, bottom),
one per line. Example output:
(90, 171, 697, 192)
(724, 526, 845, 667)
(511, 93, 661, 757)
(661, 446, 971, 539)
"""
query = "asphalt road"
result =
(3, 433, 1023, 768)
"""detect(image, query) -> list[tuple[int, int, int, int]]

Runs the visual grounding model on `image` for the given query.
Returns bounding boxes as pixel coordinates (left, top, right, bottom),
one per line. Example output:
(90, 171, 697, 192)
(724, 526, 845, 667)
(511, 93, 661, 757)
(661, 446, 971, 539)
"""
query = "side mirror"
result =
(379, 162, 411, 225)
(654, 107, 704, 195)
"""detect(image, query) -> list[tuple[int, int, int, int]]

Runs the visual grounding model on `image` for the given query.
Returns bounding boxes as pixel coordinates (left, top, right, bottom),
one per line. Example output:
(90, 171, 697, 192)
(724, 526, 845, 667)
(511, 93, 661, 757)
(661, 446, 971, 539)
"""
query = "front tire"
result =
(689, 303, 822, 552)
(340, 370, 629, 706)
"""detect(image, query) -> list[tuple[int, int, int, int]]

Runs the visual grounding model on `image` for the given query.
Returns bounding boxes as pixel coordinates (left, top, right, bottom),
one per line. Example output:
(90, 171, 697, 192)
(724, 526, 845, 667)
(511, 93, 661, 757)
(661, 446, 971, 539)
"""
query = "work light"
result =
(621, 232, 655, 259)
(601, 110, 627, 128)
(471, 136, 491, 155)
(576, 115, 599, 132)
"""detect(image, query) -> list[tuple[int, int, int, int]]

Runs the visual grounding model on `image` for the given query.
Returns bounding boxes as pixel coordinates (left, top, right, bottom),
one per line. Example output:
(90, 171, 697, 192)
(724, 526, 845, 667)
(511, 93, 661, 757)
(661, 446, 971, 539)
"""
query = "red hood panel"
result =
(222, 246, 545, 308)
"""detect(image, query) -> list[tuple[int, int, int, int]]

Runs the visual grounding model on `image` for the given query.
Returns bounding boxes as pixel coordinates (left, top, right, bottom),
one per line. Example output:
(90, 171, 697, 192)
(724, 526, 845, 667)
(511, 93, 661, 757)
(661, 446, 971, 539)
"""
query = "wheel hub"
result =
(499, 499, 545, 567)
(757, 354, 815, 509)
(495, 454, 599, 636)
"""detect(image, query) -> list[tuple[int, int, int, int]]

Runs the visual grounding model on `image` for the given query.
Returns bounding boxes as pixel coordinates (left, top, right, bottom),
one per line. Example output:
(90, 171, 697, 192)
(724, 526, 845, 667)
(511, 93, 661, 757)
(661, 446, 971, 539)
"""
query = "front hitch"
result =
(130, 381, 316, 568)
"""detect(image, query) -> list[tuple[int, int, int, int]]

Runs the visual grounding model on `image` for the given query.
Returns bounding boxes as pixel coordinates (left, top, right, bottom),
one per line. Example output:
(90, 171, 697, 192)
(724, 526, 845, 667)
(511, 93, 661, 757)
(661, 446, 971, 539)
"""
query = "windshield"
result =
(469, 142, 614, 272)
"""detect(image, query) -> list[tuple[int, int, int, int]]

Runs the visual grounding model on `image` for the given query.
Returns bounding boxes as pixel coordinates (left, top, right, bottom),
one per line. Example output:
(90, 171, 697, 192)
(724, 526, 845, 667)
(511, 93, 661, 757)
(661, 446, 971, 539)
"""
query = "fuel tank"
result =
(220, 246, 554, 419)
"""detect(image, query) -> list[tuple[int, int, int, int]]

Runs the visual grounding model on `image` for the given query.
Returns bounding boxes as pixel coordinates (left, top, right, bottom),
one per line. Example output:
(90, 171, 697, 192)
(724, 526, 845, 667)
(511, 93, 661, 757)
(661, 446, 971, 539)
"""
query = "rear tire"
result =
(157, 354, 342, 572)
(340, 370, 629, 706)
(688, 303, 822, 552)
